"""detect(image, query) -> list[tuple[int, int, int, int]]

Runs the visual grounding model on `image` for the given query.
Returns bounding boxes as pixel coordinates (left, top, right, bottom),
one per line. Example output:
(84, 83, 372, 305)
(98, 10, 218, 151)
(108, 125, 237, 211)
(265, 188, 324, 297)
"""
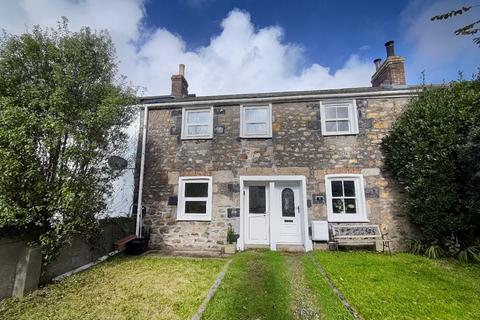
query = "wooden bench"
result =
(330, 224, 391, 253)
(114, 234, 137, 252)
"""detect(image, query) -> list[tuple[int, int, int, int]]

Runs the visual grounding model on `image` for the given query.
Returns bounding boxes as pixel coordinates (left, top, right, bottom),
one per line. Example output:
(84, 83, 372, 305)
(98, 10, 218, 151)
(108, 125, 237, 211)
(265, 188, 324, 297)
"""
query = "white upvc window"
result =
(240, 104, 272, 138)
(320, 100, 359, 136)
(177, 176, 213, 221)
(325, 174, 368, 222)
(181, 107, 213, 139)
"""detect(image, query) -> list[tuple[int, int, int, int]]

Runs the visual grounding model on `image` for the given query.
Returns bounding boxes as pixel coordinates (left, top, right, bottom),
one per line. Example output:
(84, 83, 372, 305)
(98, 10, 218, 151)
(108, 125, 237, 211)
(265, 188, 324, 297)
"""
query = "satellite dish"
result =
(108, 156, 129, 170)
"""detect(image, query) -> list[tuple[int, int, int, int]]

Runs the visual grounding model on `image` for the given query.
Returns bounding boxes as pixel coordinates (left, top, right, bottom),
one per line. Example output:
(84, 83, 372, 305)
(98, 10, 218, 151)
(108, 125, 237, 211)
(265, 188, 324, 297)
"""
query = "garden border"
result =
(191, 258, 232, 320)
(309, 254, 363, 320)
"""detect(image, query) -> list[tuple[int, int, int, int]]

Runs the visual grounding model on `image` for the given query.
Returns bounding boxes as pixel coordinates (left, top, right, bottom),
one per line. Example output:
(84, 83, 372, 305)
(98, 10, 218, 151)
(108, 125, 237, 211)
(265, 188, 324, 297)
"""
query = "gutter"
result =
(135, 106, 148, 238)
(140, 88, 420, 109)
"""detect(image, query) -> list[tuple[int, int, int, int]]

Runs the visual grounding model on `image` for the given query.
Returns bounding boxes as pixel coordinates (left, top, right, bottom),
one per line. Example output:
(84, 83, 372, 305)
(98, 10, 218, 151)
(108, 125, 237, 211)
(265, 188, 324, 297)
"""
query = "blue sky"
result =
(147, 1, 406, 71)
(1, 0, 479, 95)
(144, 0, 479, 87)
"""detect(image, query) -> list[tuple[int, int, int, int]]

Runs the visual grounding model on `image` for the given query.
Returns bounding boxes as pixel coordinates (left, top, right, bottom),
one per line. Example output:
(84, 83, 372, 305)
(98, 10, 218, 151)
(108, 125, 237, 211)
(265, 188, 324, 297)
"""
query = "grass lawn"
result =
(202, 250, 348, 320)
(313, 251, 480, 320)
(0, 255, 226, 320)
(302, 256, 351, 320)
(201, 250, 292, 320)
(2, 250, 479, 320)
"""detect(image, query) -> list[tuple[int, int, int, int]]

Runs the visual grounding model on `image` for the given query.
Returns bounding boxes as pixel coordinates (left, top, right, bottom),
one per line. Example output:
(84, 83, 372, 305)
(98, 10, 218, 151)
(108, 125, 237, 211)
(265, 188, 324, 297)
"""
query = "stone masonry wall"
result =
(140, 97, 416, 253)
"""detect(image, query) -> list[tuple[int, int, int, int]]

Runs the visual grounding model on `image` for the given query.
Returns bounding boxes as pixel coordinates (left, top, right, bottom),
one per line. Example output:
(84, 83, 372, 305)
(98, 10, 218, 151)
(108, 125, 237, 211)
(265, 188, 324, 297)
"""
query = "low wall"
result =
(0, 238, 26, 299)
(43, 217, 135, 282)
(0, 217, 135, 299)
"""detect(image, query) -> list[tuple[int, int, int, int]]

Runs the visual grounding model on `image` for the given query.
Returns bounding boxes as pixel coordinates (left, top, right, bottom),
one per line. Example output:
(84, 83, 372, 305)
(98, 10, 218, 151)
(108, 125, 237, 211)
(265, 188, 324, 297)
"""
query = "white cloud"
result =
(0, 1, 375, 95)
(402, 0, 480, 82)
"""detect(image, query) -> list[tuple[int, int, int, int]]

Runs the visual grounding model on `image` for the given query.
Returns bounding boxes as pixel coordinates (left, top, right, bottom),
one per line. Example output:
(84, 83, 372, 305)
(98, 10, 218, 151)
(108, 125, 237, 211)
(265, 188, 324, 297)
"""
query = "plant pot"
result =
(126, 238, 149, 255)
(224, 243, 236, 254)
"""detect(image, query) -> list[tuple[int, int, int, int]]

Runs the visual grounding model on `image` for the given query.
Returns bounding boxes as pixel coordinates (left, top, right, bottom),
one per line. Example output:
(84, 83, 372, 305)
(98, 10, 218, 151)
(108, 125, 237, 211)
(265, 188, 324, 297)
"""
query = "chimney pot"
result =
(179, 64, 185, 76)
(374, 58, 382, 71)
(385, 40, 395, 57)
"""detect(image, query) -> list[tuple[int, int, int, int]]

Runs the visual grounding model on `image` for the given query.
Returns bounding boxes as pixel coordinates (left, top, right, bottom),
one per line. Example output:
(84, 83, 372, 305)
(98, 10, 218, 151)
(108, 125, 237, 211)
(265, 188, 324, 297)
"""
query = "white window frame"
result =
(181, 107, 214, 140)
(240, 104, 273, 138)
(177, 176, 213, 221)
(325, 174, 368, 222)
(320, 100, 359, 136)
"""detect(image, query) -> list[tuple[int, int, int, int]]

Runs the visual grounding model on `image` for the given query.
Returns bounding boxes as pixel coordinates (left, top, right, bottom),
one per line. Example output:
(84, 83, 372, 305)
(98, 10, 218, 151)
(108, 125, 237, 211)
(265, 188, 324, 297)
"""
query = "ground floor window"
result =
(177, 176, 212, 221)
(325, 174, 368, 222)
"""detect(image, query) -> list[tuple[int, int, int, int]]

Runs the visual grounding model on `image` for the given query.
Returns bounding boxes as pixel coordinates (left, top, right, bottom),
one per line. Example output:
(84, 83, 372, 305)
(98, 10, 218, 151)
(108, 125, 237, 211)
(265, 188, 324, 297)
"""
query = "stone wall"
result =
(140, 96, 416, 253)
(0, 217, 134, 299)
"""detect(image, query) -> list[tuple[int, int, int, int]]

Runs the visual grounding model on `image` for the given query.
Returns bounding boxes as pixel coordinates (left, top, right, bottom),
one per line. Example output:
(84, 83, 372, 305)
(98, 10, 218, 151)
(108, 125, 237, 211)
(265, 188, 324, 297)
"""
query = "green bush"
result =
(382, 76, 480, 259)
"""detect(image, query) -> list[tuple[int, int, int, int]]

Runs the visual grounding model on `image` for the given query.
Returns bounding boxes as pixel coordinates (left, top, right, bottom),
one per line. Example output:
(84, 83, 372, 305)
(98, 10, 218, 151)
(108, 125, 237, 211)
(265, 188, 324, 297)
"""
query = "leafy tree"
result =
(382, 76, 480, 260)
(0, 19, 136, 265)
(431, 5, 480, 46)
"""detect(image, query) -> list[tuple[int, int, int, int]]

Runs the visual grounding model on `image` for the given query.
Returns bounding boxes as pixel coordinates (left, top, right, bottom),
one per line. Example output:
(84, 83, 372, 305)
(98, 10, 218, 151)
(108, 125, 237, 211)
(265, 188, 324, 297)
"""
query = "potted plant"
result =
(126, 225, 150, 255)
(224, 224, 237, 254)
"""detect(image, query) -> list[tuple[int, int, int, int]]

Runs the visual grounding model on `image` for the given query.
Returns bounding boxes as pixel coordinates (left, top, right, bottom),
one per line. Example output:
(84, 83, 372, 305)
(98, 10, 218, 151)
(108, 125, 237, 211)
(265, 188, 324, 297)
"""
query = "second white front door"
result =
(276, 184, 302, 244)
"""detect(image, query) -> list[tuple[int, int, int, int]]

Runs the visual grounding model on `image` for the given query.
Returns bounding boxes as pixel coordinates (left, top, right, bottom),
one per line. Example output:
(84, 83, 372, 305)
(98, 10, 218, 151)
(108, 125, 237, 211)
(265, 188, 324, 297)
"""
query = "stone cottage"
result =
(134, 41, 418, 254)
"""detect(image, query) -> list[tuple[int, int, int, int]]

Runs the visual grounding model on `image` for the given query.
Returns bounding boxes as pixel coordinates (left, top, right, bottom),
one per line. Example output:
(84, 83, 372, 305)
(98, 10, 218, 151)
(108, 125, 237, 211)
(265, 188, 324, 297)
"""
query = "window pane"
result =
(246, 123, 267, 135)
(345, 199, 357, 214)
(343, 181, 355, 197)
(337, 120, 350, 132)
(187, 125, 208, 136)
(185, 201, 207, 214)
(331, 181, 343, 197)
(249, 186, 266, 213)
(325, 121, 337, 132)
(245, 108, 268, 122)
(325, 106, 337, 120)
(281, 188, 295, 217)
(187, 111, 209, 124)
(337, 106, 349, 118)
(185, 182, 208, 197)
(332, 199, 344, 213)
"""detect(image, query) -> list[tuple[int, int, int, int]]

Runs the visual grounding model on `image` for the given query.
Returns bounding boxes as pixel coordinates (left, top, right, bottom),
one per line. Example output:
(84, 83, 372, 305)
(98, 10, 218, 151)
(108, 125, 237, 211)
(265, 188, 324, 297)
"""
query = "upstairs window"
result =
(325, 174, 368, 222)
(320, 100, 359, 136)
(181, 107, 213, 139)
(177, 177, 212, 221)
(240, 105, 272, 138)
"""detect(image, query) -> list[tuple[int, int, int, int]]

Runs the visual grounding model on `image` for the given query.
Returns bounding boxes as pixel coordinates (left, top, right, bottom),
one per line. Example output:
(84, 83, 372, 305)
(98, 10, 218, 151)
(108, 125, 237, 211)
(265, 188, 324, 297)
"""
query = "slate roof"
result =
(138, 85, 424, 106)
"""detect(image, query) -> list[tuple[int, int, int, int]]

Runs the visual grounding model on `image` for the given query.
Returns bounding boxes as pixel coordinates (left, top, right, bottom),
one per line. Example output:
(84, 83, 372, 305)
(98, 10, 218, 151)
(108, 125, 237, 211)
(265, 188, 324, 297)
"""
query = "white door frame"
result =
(244, 182, 270, 245)
(239, 175, 313, 252)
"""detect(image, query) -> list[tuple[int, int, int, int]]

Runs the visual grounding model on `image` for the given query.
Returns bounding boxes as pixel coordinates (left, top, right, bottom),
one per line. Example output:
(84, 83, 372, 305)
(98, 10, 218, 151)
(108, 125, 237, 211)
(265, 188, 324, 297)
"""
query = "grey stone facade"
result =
(136, 92, 418, 254)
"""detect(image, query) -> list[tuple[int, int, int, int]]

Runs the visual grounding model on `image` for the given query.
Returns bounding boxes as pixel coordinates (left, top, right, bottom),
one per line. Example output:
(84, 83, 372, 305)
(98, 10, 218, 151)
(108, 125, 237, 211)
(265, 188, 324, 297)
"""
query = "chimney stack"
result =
(171, 64, 189, 98)
(371, 40, 406, 88)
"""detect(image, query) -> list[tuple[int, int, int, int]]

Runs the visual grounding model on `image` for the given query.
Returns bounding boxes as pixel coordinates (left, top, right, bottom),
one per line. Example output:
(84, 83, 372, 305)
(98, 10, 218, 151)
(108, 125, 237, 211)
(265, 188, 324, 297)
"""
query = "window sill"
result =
(176, 217, 212, 222)
(240, 135, 272, 139)
(181, 136, 213, 140)
(322, 132, 358, 137)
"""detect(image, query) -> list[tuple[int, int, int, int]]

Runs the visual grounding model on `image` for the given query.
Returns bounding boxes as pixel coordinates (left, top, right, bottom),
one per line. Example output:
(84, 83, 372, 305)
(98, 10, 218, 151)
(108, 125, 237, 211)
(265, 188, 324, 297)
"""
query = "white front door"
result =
(276, 184, 302, 244)
(245, 184, 269, 245)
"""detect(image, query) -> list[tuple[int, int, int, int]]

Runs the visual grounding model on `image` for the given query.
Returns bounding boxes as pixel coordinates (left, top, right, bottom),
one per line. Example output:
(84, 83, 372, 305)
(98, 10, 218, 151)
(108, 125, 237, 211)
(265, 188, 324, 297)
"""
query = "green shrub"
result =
(0, 20, 136, 266)
(382, 76, 480, 257)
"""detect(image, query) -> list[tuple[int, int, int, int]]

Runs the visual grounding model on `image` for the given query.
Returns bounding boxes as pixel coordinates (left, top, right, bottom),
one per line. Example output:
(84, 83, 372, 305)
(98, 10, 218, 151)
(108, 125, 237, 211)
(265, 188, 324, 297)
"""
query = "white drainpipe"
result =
(136, 106, 148, 238)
